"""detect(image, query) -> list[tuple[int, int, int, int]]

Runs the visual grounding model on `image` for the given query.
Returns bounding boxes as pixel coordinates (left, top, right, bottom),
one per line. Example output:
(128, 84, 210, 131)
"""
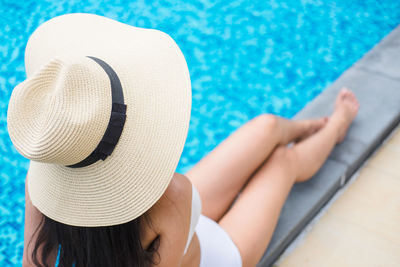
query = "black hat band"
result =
(66, 56, 127, 168)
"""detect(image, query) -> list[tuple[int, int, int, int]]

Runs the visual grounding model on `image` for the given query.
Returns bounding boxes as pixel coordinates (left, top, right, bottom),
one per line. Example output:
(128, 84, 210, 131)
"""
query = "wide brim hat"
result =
(7, 13, 192, 226)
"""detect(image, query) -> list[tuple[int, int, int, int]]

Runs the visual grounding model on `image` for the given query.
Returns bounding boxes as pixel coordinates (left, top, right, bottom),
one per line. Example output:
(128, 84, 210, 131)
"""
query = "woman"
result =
(9, 13, 359, 267)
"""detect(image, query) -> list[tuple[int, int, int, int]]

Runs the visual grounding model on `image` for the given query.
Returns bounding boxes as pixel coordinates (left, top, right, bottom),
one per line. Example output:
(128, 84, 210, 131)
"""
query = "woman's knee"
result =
(251, 114, 280, 142)
(256, 114, 278, 131)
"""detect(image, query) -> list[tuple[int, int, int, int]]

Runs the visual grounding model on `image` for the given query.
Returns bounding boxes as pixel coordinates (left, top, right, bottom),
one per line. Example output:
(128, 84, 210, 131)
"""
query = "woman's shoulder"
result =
(142, 173, 197, 266)
(144, 173, 192, 232)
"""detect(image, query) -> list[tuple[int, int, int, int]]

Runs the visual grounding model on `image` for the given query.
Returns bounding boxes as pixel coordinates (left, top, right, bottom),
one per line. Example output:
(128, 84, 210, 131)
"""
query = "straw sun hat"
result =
(7, 13, 192, 227)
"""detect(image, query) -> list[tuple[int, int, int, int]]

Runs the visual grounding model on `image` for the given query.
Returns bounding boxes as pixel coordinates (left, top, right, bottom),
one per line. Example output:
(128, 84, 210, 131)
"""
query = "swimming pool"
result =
(1, 0, 400, 265)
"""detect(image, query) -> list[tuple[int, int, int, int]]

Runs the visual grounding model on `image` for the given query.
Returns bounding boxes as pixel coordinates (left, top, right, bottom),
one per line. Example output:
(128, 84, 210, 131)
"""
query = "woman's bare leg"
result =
(185, 114, 327, 221)
(294, 89, 360, 182)
(219, 88, 359, 267)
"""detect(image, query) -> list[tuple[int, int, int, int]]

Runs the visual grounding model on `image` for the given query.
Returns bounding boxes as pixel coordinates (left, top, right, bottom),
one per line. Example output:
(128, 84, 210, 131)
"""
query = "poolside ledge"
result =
(258, 25, 400, 267)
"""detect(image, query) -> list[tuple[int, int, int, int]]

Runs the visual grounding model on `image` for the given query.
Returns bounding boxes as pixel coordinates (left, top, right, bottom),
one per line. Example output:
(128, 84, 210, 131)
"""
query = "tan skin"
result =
(23, 88, 359, 267)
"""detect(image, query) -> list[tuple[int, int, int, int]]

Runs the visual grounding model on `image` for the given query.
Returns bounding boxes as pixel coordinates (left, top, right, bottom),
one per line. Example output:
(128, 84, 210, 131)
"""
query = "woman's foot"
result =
(331, 87, 360, 143)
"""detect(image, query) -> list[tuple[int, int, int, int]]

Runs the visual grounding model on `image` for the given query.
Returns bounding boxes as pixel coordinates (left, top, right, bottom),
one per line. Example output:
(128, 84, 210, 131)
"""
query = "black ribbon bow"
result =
(66, 56, 127, 168)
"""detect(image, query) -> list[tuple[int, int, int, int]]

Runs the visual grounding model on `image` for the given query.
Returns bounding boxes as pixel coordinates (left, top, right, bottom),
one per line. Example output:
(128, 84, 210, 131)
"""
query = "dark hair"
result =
(27, 213, 160, 267)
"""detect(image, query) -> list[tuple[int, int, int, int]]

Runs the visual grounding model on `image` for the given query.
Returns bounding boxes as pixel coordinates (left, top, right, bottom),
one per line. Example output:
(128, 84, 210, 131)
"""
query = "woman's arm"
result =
(22, 178, 57, 267)
(147, 196, 189, 266)
(181, 233, 201, 267)
(146, 173, 200, 267)
(148, 230, 200, 267)
(154, 229, 186, 266)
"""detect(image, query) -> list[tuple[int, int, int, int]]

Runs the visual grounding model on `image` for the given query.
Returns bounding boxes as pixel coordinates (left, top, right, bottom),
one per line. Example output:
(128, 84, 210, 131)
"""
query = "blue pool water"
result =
(1, 0, 400, 265)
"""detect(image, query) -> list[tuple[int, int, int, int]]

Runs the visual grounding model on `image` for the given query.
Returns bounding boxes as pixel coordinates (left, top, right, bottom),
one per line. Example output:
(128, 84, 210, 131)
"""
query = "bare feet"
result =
(332, 87, 360, 143)
(294, 117, 329, 143)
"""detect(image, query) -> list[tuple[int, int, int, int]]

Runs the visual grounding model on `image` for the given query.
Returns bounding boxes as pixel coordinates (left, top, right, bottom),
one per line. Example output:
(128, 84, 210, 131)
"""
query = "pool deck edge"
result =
(258, 25, 400, 267)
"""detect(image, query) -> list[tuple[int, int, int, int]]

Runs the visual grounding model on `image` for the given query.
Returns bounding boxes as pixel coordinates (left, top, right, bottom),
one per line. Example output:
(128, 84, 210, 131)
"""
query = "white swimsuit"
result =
(184, 183, 242, 267)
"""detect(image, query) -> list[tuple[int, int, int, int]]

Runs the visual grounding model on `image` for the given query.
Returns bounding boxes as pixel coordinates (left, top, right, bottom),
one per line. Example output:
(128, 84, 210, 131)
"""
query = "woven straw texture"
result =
(7, 13, 192, 227)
